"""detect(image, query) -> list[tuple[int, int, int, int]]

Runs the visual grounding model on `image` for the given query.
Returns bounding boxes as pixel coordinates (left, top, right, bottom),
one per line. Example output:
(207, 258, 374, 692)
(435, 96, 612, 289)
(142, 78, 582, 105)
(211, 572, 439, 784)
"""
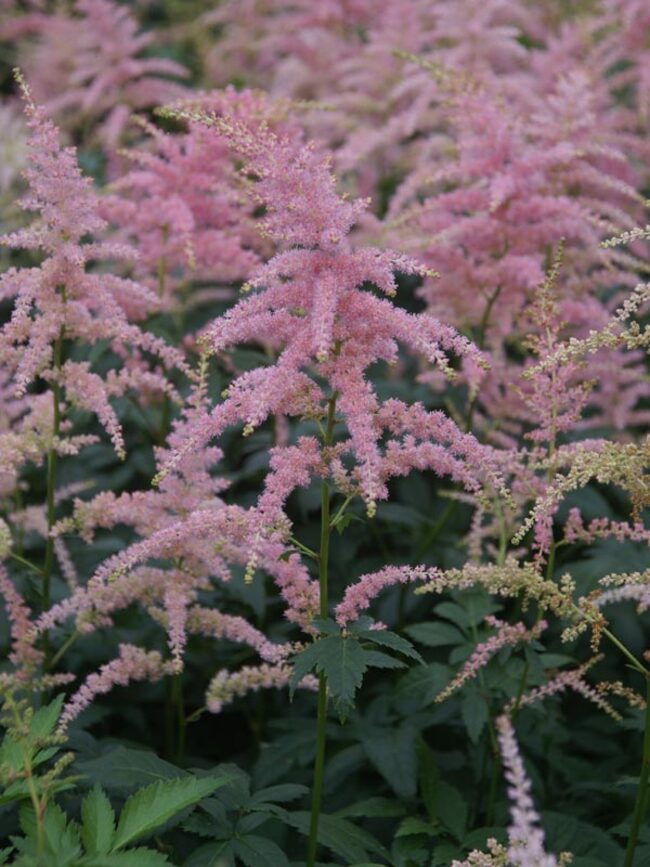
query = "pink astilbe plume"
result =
(0, 74, 189, 453)
(512, 656, 620, 721)
(206, 663, 318, 714)
(25, 365, 319, 711)
(336, 565, 441, 627)
(58, 644, 175, 732)
(496, 714, 559, 867)
(21, 0, 187, 153)
(155, 105, 504, 561)
(100, 110, 264, 311)
(436, 616, 547, 702)
(0, 563, 43, 671)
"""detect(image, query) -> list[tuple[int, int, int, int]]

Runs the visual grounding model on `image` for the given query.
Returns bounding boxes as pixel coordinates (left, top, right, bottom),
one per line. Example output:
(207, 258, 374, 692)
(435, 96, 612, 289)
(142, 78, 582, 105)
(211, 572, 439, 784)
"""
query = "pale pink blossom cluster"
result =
(563, 508, 650, 547)
(336, 565, 441, 627)
(156, 108, 504, 560)
(58, 644, 174, 732)
(206, 663, 318, 714)
(18, 0, 188, 153)
(436, 617, 547, 702)
(99, 99, 268, 311)
(512, 657, 620, 721)
(496, 714, 559, 867)
(0, 76, 188, 437)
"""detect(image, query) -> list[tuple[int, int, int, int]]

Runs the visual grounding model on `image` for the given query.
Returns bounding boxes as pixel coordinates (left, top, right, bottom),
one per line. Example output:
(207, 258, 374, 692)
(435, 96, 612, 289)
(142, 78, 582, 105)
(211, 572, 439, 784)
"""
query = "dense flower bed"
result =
(0, 2, 649, 865)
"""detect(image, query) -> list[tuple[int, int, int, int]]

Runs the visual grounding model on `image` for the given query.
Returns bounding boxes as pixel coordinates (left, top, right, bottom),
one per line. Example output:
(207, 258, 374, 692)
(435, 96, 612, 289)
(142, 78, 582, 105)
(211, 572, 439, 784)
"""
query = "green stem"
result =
(8, 552, 43, 576)
(329, 494, 354, 530)
(307, 395, 337, 867)
(512, 545, 555, 717)
(307, 675, 328, 867)
(289, 536, 320, 561)
(464, 285, 502, 432)
(23, 749, 45, 855)
(46, 631, 80, 672)
(173, 672, 186, 766)
(624, 677, 650, 867)
(603, 627, 649, 678)
(41, 326, 64, 666)
(486, 751, 500, 826)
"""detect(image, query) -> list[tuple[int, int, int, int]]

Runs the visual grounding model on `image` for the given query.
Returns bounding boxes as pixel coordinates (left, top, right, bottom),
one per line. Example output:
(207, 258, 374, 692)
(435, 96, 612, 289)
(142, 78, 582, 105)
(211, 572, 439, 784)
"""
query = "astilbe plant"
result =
(30, 359, 320, 736)
(144, 97, 512, 864)
(1, 1, 650, 864)
(413, 237, 650, 865)
(385, 80, 647, 424)
(19, 0, 188, 155)
(0, 73, 189, 677)
(98, 99, 265, 314)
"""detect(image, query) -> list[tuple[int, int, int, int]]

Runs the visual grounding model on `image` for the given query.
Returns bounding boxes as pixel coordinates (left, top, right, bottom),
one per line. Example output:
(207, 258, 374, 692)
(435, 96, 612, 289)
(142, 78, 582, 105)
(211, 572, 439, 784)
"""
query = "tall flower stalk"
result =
(307, 392, 337, 867)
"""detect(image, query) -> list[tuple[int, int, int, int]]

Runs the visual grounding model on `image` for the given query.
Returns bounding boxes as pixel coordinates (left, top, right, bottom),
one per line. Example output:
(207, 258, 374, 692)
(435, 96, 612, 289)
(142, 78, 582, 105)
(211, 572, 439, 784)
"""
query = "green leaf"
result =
(285, 811, 388, 864)
(249, 783, 308, 806)
(32, 746, 60, 768)
(81, 785, 115, 855)
(0, 779, 31, 807)
(362, 650, 406, 670)
(291, 636, 368, 718)
(77, 747, 186, 793)
(542, 811, 623, 861)
(357, 629, 424, 664)
(43, 803, 82, 860)
(395, 816, 436, 838)
(433, 602, 472, 630)
(335, 797, 406, 819)
(185, 840, 235, 867)
(405, 622, 465, 648)
(0, 847, 13, 865)
(233, 835, 291, 867)
(416, 740, 439, 824)
(361, 727, 417, 799)
(334, 513, 364, 534)
(0, 736, 25, 775)
(436, 782, 467, 841)
(462, 692, 489, 744)
(85, 848, 171, 866)
(312, 618, 341, 636)
(29, 694, 64, 742)
(395, 662, 453, 706)
(112, 775, 229, 849)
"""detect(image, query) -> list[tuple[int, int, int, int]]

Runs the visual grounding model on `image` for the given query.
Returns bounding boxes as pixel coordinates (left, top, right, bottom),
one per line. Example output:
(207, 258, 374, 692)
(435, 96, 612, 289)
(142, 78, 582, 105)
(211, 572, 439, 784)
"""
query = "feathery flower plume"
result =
(496, 714, 559, 867)
(58, 644, 174, 731)
(0, 72, 189, 451)
(100, 109, 264, 311)
(154, 101, 504, 578)
(436, 617, 547, 702)
(23, 0, 188, 152)
(206, 663, 318, 714)
(511, 656, 620, 721)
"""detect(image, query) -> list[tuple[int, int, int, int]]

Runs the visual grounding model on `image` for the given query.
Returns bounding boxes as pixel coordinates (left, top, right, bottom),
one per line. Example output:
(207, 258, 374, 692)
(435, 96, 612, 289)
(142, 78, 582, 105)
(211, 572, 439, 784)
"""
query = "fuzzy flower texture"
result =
(158, 104, 504, 569)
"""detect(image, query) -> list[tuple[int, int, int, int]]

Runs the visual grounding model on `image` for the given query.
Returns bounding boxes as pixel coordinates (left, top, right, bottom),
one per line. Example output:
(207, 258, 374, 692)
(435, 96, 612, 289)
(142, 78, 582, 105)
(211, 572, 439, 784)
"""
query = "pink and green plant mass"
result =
(0, 1, 649, 865)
